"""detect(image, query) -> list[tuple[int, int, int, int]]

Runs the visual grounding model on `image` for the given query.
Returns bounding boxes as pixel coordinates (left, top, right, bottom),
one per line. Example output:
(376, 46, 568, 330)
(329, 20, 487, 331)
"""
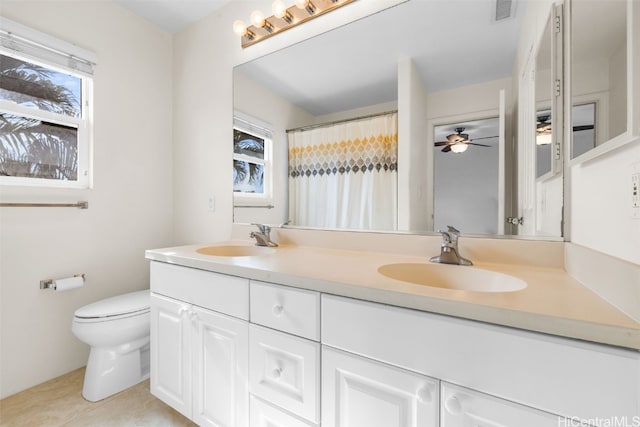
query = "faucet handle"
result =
(436, 230, 452, 244)
(446, 225, 460, 236)
(251, 223, 269, 233)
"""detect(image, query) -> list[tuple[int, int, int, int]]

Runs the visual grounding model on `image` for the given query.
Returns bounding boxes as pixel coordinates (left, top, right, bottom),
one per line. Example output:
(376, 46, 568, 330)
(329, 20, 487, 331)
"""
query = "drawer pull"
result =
(416, 386, 432, 403)
(272, 367, 283, 379)
(445, 394, 463, 415)
(272, 304, 284, 317)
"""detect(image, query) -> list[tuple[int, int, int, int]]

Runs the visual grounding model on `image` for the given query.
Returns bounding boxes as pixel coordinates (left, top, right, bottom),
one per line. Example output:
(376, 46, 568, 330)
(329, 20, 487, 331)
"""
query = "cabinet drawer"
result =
(249, 325, 320, 423)
(250, 396, 317, 427)
(250, 281, 319, 340)
(441, 383, 559, 427)
(150, 261, 249, 320)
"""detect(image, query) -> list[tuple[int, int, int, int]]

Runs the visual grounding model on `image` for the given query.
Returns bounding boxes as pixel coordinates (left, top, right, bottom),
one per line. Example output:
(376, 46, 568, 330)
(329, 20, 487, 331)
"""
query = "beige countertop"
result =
(146, 241, 640, 351)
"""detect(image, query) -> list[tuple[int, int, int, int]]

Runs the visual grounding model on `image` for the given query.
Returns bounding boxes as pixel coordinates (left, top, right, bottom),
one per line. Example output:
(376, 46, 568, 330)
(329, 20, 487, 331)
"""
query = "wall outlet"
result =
(632, 163, 640, 219)
(208, 196, 216, 212)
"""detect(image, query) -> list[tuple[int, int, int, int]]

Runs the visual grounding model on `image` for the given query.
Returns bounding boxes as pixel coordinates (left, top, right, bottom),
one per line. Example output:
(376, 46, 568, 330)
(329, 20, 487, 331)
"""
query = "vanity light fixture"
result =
(234, 0, 356, 48)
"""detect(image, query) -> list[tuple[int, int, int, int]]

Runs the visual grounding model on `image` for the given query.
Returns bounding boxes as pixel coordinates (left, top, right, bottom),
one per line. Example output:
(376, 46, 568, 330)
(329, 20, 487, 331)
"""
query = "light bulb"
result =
(250, 10, 265, 27)
(272, 0, 287, 18)
(450, 143, 469, 153)
(295, 0, 309, 9)
(233, 20, 247, 36)
(536, 133, 552, 145)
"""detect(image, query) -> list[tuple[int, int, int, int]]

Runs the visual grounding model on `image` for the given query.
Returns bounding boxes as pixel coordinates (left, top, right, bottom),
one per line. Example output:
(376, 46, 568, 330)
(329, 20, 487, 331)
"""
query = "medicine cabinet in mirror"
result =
(232, 0, 634, 240)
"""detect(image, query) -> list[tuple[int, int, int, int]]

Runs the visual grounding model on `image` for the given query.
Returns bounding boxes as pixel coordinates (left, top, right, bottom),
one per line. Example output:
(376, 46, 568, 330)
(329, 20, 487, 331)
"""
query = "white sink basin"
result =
(377, 263, 527, 293)
(196, 245, 276, 257)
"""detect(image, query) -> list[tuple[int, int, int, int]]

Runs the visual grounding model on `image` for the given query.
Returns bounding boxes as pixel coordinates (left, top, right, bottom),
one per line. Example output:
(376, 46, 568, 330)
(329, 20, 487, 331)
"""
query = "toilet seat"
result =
(74, 290, 150, 320)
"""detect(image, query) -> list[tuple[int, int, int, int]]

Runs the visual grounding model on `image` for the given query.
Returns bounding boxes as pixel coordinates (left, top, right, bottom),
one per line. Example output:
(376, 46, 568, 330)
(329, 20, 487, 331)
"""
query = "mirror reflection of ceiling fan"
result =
(434, 127, 497, 153)
(536, 115, 595, 145)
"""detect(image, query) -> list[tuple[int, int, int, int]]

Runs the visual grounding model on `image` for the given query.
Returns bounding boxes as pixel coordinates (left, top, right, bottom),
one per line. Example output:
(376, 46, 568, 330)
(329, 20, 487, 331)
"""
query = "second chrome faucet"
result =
(430, 225, 473, 266)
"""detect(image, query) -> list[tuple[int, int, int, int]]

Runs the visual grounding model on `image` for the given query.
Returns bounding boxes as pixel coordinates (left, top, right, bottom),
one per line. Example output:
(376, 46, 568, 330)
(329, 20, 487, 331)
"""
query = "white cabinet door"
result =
(192, 305, 249, 427)
(441, 382, 560, 427)
(150, 293, 191, 418)
(322, 347, 439, 427)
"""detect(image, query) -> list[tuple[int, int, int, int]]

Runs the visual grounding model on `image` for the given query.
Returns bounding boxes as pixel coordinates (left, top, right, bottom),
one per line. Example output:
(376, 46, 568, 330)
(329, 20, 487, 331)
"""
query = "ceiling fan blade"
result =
(467, 142, 491, 147)
(573, 125, 594, 131)
(442, 145, 452, 153)
(469, 135, 498, 141)
(434, 141, 450, 146)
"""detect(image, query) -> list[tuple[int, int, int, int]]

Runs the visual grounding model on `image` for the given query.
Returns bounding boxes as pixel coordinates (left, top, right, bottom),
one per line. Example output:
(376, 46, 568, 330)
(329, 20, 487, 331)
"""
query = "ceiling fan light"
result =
(450, 143, 469, 153)
(536, 133, 552, 145)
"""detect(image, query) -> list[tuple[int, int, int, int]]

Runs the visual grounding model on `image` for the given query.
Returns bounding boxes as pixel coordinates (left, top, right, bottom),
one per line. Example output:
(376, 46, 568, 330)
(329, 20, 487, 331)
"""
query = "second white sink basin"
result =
(377, 263, 527, 293)
(196, 245, 276, 257)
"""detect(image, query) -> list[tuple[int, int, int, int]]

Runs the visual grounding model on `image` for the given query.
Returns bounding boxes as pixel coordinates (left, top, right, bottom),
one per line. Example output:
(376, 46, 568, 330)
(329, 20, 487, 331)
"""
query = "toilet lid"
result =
(75, 290, 150, 318)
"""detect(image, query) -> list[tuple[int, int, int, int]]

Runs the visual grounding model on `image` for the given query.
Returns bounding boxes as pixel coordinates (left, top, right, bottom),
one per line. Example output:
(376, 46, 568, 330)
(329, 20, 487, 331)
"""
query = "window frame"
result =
(0, 22, 94, 189)
(233, 114, 273, 205)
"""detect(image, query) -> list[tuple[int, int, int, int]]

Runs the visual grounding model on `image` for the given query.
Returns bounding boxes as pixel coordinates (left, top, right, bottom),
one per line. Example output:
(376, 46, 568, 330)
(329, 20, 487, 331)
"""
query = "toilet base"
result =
(82, 336, 150, 402)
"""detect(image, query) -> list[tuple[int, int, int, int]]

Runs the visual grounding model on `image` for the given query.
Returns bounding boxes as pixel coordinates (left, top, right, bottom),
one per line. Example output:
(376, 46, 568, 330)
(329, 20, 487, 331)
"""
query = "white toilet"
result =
(71, 289, 151, 402)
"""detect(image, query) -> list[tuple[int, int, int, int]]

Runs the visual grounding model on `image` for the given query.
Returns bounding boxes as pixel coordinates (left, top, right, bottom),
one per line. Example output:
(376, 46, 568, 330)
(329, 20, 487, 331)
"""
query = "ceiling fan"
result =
(536, 115, 595, 145)
(434, 127, 496, 153)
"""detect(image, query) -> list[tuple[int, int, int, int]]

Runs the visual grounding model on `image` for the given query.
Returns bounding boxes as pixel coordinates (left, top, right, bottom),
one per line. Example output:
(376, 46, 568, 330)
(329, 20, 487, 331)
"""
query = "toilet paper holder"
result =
(40, 274, 85, 290)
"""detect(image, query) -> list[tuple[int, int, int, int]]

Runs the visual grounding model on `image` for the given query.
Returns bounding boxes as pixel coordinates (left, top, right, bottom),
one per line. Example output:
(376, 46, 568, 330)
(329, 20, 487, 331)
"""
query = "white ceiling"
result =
(113, 0, 230, 33)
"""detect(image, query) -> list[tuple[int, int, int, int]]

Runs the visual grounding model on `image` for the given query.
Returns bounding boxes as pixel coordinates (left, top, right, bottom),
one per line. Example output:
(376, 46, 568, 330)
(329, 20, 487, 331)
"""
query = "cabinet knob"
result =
(272, 304, 284, 317)
(272, 367, 283, 379)
(189, 310, 199, 321)
(178, 306, 188, 317)
(416, 386, 433, 403)
(444, 394, 464, 415)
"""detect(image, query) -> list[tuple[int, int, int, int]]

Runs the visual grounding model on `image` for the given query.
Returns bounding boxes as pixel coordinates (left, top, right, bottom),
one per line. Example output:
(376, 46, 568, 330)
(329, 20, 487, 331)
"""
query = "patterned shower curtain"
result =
(288, 112, 398, 230)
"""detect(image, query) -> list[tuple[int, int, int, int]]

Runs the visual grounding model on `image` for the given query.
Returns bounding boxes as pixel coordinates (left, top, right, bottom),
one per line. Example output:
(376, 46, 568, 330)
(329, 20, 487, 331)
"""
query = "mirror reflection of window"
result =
(433, 117, 499, 235)
(571, 102, 596, 159)
(233, 129, 265, 194)
(232, 116, 272, 202)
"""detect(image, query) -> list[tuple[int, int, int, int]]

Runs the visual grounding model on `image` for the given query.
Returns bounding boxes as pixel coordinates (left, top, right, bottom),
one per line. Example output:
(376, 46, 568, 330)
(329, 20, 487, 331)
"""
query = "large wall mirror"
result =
(233, 0, 630, 240)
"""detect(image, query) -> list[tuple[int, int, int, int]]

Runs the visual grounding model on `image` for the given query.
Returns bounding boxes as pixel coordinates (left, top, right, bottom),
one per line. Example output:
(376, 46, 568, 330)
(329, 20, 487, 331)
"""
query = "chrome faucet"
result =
(430, 226, 472, 266)
(250, 224, 278, 247)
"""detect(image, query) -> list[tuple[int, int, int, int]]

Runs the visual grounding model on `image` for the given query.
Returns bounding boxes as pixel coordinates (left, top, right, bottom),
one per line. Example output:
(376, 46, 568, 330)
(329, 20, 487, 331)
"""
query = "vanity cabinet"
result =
(322, 346, 439, 427)
(150, 262, 250, 427)
(149, 260, 639, 426)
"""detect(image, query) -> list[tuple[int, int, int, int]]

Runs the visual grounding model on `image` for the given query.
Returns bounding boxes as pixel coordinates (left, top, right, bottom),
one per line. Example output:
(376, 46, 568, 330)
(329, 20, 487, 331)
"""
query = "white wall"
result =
(571, 140, 640, 264)
(0, 1, 174, 398)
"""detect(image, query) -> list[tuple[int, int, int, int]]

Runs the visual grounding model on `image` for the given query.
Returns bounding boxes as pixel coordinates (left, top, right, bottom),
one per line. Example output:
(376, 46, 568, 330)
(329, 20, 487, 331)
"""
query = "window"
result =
(0, 18, 95, 188)
(233, 115, 272, 204)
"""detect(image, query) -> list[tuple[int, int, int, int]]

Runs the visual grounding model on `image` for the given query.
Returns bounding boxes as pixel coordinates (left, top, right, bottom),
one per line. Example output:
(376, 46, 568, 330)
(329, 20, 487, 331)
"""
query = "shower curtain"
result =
(288, 112, 398, 230)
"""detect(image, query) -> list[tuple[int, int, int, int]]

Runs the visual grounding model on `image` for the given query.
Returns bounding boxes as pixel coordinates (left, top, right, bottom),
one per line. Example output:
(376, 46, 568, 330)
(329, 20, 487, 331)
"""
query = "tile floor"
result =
(0, 368, 196, 426)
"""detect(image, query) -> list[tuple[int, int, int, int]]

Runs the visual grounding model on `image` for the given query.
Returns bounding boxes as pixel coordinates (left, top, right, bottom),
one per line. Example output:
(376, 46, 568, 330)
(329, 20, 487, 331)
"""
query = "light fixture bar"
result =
(237, 0, 357, 48)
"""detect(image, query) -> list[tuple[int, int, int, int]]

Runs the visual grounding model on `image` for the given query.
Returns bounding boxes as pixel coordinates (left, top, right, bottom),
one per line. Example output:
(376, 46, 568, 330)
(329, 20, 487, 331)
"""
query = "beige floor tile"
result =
(0, 368, 196, 427)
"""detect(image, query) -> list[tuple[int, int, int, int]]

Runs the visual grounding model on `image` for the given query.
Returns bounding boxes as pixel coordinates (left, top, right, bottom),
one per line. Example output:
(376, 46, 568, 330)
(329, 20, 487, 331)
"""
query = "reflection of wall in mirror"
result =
(571, 0, 627, 149)
(233, 72, 313, 225)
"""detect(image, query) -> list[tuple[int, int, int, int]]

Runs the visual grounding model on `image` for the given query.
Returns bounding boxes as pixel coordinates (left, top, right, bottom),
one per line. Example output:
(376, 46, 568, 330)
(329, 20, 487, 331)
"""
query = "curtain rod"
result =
(287, 110, 398, 133)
